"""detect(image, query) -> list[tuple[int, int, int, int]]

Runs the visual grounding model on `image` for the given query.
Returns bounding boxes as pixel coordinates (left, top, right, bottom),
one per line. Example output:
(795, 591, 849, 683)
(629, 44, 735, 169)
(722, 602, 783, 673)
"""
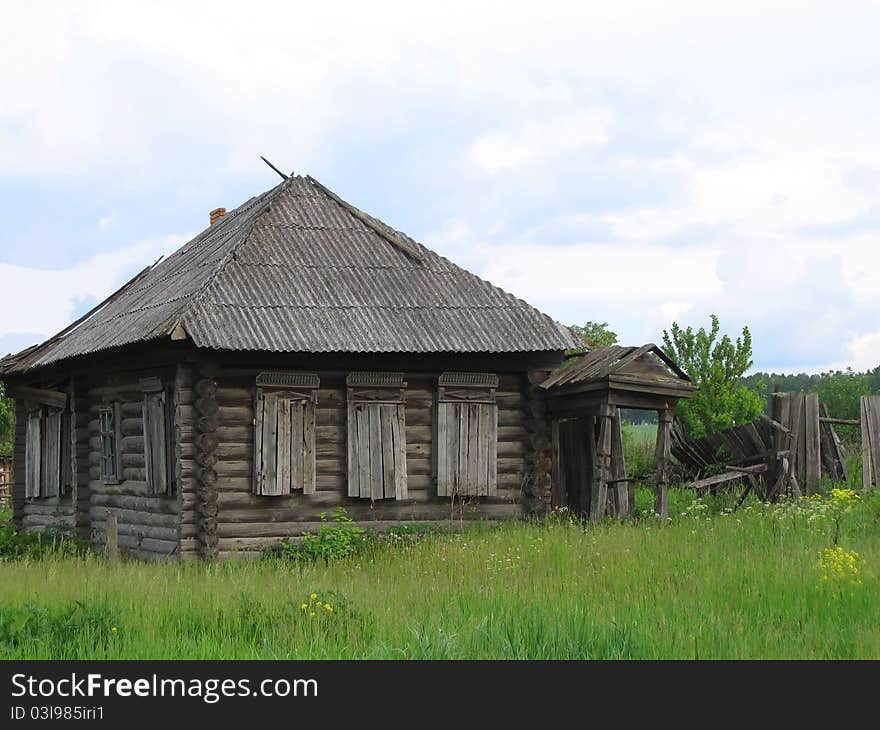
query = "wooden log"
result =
(804, 393, 821, 494)
(819, 417, 860, 426)
(106, 511, 118, 562)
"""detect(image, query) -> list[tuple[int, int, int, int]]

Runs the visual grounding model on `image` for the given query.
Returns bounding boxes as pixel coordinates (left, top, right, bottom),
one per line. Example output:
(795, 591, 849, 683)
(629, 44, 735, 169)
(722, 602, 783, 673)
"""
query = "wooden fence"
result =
(0, 457, 10, 508)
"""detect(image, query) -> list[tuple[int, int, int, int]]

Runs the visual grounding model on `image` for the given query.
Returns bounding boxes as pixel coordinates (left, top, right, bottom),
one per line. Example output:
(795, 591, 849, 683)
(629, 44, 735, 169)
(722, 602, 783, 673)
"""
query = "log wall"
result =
(211, 369, 532, 558)
(84, 370, 181, 560)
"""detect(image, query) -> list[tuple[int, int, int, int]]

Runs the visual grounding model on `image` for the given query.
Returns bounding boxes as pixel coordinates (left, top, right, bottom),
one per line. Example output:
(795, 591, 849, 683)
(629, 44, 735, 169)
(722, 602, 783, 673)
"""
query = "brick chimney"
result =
(210, 207, 227, 225)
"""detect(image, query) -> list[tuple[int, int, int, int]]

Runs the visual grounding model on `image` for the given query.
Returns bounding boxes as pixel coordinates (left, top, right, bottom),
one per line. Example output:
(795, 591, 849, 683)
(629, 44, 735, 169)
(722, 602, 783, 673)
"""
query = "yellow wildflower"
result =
(111, 627, 118, 633)
(300, 603, 308, 610)
(325, 605, 333, 613)
(310, 593, 318, 601)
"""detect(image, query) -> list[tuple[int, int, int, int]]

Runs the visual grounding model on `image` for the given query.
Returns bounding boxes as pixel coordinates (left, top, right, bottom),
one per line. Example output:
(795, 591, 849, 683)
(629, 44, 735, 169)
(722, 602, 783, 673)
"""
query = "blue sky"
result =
(2, 1, 880, 373)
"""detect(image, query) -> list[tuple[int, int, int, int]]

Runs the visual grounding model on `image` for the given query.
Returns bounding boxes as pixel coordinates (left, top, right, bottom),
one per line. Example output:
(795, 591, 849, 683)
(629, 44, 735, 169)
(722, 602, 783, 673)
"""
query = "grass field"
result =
(1, 485, 878, 659)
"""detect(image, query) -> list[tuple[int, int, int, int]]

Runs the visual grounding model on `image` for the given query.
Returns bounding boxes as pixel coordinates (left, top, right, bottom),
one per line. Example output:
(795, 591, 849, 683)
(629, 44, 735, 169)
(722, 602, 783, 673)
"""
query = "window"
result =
(24, 405, 64, 499)
(346, 372, 407, 500)
(99, 404, 120, 482)
(253, 372, 319, 496)
(141, 377, 175, 496)
(435, 372, 498, 497)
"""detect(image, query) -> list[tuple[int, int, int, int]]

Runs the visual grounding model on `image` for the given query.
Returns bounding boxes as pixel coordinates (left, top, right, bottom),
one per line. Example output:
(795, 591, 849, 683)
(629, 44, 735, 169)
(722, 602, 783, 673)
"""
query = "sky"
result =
(1, 0, 879, 374)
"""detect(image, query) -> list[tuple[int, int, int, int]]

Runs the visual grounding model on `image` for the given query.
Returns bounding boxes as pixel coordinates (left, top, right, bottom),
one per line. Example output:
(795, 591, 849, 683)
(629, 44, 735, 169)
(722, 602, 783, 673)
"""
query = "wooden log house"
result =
(0, 174, 693, 560)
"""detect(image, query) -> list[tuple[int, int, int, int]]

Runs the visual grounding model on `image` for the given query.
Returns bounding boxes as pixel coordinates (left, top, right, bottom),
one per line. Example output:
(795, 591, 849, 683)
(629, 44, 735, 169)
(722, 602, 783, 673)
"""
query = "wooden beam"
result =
(7, 385, 67, 410)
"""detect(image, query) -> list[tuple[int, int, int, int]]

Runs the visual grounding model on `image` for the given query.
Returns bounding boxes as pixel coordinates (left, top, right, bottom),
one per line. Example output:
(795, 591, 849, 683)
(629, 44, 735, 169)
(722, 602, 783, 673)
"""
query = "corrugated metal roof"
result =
(540, 343, 694, 390)
(2, 176, 578, 372)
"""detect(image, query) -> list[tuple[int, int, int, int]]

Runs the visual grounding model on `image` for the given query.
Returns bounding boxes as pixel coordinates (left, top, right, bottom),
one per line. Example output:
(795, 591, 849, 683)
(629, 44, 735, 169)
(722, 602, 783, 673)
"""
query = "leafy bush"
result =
(278, 507, 366, 562)
(663, 314, 764, 438)
(0, 512, 88, 561)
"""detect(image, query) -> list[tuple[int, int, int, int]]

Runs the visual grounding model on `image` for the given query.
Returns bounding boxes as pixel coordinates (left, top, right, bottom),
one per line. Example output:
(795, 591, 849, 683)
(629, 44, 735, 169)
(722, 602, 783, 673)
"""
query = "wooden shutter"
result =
(25, 408, 42, 498)
(41, 408, 62, 498)
(254, 372, 318, 496)
(436, 373, 498, 497)
(142, 378, 173, 496)
(346, 372, 407, 500)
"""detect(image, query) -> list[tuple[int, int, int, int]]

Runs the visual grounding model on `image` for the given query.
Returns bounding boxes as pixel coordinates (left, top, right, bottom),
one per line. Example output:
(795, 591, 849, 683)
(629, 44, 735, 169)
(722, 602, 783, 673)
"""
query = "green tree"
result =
(662, 314, 764, 439)
(568, 321, 618, 351)
(0, 382, 12, 457)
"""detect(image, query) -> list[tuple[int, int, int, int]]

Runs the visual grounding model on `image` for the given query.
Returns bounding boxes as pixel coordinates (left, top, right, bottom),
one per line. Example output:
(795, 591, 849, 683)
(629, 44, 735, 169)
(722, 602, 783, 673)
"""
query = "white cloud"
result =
(0, 235, 185, 340)
(468, 110, 613, 174)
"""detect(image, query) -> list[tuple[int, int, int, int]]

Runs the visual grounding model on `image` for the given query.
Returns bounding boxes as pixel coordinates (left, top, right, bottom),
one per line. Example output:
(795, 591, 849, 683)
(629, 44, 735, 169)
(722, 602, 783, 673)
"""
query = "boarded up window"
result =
(435, 372, 498, 497)
(346, 372, 407, 500)
(141, 377, 175, 496)
(253, 372, 319, 496)
(24, 405, 64, 498)
(99, 404, 121, 482)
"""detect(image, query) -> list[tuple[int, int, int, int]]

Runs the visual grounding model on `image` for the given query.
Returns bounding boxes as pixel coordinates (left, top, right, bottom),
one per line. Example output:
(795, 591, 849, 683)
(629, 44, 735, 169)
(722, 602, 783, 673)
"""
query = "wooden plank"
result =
(448, 403, 460, 497)
(476, 404, 489, 497)
(356, 405, 371, 498)
(380, 405, 396, 499)
(654, 409, 672, 519)
(261, 392, 279, 496)
(580, 416, 594, 516)
(804, 393, 821, 494)
(303, 401, 316, 494)
(346, 401, 359, 497)
(861, 396, 872, 490)
(466, 403, 480, 495)
(43, 409, 62, 498)
(486, 403, 498, 497)
(610, 407, 628, 518)
(25, 409, 41, 499)
(392, 404, 408, 500)
(436, 403, 449, 497)
(6, 385, 67, 410)
(106, 510, 118, 562)
(687, 471, 746, 491)
(369, 405, 384, 500)
(793, 393, 806, 489)
(819, 417, 860, 426)
(277, 397, 292, 495)
(253, 391, 264, 494)
(458, 402, 470, 496)
(867, 396, 880, 491)
(290, 399, 304, 491)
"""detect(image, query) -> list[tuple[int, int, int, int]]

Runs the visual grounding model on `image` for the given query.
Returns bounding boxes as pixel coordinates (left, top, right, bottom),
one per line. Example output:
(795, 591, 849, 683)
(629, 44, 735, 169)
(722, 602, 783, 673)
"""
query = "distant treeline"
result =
(740, 367, 880, 421)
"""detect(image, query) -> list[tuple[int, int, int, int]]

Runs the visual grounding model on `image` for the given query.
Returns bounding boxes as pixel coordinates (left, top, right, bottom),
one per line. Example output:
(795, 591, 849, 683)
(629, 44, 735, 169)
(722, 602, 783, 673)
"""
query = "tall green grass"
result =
(1, 487, 878, 659)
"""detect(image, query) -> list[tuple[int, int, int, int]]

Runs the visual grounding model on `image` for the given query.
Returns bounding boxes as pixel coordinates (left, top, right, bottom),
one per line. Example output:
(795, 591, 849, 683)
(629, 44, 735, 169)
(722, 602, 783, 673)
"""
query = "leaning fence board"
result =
(804, 393, 821, 494)
(861, 397, 873, 489)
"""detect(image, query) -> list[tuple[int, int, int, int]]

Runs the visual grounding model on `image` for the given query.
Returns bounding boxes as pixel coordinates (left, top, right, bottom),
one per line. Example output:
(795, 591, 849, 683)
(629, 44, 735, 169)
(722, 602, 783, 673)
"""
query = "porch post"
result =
(590, 403, 613, 523)
(609, 407, 630, 519)
(654, 407, 673, 519)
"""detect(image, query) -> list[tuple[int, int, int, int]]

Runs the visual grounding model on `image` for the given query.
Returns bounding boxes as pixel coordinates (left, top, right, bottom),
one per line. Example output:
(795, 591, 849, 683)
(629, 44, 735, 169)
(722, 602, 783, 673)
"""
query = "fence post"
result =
(106, 509, 118, 563)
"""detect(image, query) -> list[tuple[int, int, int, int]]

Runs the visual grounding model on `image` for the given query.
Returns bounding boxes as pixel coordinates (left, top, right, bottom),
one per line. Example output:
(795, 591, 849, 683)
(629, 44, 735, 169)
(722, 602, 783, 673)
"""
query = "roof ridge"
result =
(304, 175, 426, 263)
(171, 180, 289, 337)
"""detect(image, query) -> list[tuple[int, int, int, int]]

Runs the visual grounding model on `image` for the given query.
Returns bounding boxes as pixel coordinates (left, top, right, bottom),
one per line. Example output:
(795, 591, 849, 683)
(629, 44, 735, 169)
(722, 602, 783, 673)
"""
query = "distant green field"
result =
(1, 486, 878, 659)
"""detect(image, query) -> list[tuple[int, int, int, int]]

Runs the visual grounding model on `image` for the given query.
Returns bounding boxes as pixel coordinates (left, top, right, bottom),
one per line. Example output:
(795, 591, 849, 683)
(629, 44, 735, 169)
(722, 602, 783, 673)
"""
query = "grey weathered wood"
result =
(590, 405, 612, 523)
(392, 404, 407, 500)
(106, 510, 118, 563)
(804, 393, 820, 495)
(356, 406, 370, 498)
(278, 397, 293, 495)
(253, 391, 264, 494)
(303, 400, 316, 494)
(448, 403, 460, 496)
(7, 385, 67, 410)
(654, 409, 673, 519)
(143, 391, 168, 495)
(380, 404, 395, 499)
(581, 416, 594, 516)
(43, 409, 62, 498)
(866, 396, 880, 491)
(551, 419, 564, 509)
(291, 400, 304, 491)
(436, 403, 449, 496)
(861, 396, 872, 490)
(346, 401, 359, 497)
(457, 403, 469, 496)
(609, 407, 628, 519)
(25, 409, 41, 499)
(486, 403, 497, 496)
(261, 392, 279, 496)
(687, 470, 746, 491)
(466, 403, 480, 494)
(369, 405, 384, 500)
(819, 417, 860, 426)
